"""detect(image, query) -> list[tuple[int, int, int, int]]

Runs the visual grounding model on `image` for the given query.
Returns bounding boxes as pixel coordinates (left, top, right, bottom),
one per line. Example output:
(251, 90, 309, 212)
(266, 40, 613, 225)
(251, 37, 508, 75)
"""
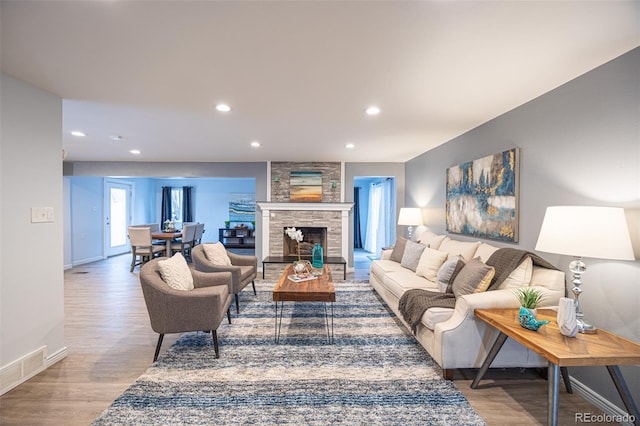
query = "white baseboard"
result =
(72, 256, 105, 267)
(570, 377, 636, 426)
(0, 345, 68, 396)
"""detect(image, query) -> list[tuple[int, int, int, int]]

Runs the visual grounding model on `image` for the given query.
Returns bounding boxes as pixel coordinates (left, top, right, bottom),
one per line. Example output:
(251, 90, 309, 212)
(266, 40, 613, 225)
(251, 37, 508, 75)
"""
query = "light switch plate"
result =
(31, 207, 54, 223)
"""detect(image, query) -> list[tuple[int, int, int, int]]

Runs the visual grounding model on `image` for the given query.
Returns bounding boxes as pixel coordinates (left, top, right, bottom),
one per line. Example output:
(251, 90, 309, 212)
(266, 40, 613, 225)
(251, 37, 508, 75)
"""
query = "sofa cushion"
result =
(438, 238, 481, 262)
(389, 237, 408, 263)
(498, 257, 533, 289)
(422, 307, 455, 330)
(158, 253, 194, 291)
(383, 270, 439, 300)
(203, 242, 232, 266)
(436, 255, 465, 293)
(417, 230, 447, 250)
(474, 243, 499, 263)
(400, 241, 427, 272)
(415, 248, 449, 282)
(451, 258, 495, 297)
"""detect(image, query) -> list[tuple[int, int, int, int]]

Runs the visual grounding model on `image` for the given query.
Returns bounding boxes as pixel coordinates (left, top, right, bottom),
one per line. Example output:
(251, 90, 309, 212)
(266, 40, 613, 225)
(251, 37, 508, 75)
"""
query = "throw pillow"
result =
(451, 258, 496, 298)
(417, 230, 447, 250)
(158, 253, 194, 291)
(203, 242, 232, 266)
(498, 257, 534, 289)
(438, 238, 482, 262)
(415, 248, 449, 282)
(436, 255, 465, 293)
(389, 237, 408, 263)
(400, 240, 427, 272)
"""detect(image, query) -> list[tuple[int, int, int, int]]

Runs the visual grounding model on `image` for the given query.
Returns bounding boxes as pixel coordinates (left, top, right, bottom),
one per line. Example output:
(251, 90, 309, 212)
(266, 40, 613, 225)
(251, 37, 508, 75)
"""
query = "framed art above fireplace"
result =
(446, 148, 519, 242)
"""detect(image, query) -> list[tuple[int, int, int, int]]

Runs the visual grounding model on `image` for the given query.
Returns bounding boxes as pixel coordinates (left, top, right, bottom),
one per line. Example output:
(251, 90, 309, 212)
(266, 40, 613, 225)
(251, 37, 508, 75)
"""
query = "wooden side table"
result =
(472, 308, 640, 426)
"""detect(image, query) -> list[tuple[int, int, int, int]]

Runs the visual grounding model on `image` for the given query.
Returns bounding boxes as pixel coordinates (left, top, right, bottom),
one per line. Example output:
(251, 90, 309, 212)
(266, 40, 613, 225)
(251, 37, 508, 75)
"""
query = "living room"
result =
(1, 1, 638, 424)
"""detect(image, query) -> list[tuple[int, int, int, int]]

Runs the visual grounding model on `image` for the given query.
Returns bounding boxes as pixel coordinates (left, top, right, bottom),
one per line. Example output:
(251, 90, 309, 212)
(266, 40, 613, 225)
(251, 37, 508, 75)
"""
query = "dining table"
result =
(151, 230, 182, 257)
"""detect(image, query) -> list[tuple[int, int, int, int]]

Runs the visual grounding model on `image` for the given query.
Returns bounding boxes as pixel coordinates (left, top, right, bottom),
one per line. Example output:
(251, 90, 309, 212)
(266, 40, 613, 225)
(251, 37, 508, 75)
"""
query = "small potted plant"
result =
(514, 288, 545, 317)
(224, 220, 230, 229)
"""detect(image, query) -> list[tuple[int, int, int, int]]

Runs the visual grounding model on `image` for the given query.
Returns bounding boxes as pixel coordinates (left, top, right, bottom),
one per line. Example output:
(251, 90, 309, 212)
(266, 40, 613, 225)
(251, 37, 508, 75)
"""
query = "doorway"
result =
(105, 180, 133, 257)
(353, 176, 396, 261)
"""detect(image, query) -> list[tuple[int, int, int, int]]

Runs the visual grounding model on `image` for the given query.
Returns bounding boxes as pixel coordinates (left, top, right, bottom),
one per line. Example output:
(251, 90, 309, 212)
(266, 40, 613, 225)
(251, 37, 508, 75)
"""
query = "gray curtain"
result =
(182, 186, 193, 222)
(161, 186, 172, 226)
(354, 187, 363, 249)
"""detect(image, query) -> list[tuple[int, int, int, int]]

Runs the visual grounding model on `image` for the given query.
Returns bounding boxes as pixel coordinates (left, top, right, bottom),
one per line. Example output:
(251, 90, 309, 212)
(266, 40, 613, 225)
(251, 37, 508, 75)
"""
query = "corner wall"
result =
(405, 47, 639, 415)
(1, 74, 65, 394)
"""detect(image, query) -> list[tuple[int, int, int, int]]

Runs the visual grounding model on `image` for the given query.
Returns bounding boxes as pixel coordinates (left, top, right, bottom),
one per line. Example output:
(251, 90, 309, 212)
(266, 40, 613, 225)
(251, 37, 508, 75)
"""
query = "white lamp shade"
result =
(398, 208, 423, 226)
(535, 206, 634, 260)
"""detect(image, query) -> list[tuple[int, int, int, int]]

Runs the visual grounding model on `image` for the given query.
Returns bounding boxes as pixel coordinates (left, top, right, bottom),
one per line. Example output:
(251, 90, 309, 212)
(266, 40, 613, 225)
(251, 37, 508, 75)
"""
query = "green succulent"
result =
(514, 288, 545, 309)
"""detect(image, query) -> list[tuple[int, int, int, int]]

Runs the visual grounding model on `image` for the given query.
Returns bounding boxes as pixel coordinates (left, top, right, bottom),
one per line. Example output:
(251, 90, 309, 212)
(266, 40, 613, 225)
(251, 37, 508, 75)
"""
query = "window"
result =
(171, 188, 183, 223)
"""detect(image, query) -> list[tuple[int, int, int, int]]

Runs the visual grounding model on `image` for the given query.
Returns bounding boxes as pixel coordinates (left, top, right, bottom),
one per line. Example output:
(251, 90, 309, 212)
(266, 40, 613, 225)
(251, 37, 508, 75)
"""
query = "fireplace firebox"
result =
(283, 227, 327, 257)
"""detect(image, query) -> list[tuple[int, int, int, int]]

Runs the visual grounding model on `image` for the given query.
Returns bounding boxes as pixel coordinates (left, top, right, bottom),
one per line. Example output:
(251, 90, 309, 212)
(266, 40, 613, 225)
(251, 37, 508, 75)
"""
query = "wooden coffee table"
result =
(472, 308, 640, 426)
(272, 264, 335, 344)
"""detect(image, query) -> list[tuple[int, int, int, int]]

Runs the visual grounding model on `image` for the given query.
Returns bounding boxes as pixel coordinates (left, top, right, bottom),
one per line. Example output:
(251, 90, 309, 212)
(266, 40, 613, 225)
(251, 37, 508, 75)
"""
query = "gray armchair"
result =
(192, 244, 257, 314)
(139, 258, 233, 361)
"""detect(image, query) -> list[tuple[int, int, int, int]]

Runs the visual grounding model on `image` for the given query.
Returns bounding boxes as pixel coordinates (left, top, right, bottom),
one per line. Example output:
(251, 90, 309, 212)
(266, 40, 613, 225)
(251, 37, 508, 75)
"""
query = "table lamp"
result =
(535, 206, 634, 334)
(398, 207, 423, 240)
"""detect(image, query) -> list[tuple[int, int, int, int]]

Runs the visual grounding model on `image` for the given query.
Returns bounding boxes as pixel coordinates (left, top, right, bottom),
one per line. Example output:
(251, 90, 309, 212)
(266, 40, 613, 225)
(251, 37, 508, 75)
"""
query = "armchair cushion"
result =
(158, 253, 194, 291)
(203, 242, 232, 266)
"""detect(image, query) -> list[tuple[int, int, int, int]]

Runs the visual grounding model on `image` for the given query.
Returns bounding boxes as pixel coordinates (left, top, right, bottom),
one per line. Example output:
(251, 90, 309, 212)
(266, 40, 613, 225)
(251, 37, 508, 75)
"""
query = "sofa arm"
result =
(455, 286, 563, 318)
(380, 249, 393, 260)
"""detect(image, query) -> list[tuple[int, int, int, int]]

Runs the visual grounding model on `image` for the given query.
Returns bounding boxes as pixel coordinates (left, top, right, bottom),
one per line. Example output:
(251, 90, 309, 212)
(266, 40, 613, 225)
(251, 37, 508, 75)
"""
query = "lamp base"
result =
(577, 319, 597, 334)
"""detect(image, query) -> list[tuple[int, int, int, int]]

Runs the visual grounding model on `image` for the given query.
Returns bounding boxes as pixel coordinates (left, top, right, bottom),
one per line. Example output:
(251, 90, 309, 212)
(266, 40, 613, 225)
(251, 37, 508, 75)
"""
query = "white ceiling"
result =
(2, 1, 639, 163)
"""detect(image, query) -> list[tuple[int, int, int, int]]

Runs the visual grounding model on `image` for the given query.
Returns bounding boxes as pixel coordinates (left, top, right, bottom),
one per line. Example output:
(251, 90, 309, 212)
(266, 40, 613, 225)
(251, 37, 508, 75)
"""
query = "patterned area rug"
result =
(93, 280, 485, 425)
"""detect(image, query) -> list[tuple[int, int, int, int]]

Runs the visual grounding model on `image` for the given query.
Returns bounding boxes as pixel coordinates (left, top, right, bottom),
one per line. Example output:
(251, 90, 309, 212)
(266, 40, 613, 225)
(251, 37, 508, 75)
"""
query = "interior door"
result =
(105, 180, 132, 257)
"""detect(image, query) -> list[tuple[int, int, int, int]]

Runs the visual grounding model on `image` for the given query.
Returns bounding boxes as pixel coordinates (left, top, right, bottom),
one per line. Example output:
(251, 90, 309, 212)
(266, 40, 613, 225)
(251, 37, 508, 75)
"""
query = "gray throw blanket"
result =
(398, 248, 559, 333)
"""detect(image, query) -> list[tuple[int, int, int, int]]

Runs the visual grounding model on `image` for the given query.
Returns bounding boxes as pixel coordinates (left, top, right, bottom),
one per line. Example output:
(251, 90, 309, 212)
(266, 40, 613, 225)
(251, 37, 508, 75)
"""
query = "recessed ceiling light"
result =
(130, 149, 141, 155)
(345, 143, 355, 149)
(71, 131, 86, 137)
(250, 141, 261, 148)
(110, 135, 124, 141)
(215, 103, 232, 112)
(364, 106, 381, 116)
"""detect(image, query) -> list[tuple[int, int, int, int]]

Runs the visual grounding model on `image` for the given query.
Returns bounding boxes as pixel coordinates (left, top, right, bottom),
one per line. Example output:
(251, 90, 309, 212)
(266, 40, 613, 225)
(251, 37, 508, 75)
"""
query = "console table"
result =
(472, 308, 640, 426)
(262, 256, 347, 280)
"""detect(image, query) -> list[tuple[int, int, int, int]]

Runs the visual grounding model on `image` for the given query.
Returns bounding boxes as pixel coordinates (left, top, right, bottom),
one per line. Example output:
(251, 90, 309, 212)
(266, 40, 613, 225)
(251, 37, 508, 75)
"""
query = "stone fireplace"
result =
(256, 202, 353, 279)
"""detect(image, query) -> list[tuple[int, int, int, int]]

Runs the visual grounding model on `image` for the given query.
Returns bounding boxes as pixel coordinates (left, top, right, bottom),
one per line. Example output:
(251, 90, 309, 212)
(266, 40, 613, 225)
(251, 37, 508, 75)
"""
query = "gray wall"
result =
(405, 47, 639, 413)
(1, 74, 65, 373)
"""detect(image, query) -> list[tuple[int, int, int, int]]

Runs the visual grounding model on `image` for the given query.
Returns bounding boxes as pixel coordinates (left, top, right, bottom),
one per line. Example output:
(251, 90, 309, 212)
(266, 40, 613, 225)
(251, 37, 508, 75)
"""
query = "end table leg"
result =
(606, 365, 640, 425)
(548, 363, 559, 426)
(471, 332, 508, 389)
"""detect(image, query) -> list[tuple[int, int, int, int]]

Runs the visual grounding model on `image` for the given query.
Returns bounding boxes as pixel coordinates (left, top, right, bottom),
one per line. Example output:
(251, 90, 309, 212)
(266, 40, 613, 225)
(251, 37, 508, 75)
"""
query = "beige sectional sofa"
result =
(369, 230, 565, 379)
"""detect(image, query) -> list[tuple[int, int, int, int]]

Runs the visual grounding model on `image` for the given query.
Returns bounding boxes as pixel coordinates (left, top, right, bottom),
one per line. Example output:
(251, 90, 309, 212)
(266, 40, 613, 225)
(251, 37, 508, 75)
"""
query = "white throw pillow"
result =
(498, 257, 534, 289)
(158, 253, 194, 291)
(417, 230, 447, 250)
(203, 242, 232, 266)
(474, 243, 499, 263)
(438, 238, 481, 262)
(415, 248, 449, 282)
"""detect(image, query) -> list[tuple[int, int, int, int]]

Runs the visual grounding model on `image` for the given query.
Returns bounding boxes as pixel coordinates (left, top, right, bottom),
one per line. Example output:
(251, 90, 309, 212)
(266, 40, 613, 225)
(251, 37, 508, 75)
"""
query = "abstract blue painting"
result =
(229, 194, 255, 224)
(446, 148, 519, 242)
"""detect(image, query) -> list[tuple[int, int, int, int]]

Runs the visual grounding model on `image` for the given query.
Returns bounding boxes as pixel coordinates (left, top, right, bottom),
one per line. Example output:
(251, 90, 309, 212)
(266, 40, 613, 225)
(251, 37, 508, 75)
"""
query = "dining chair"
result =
(170, 223, 197, 259)
(128, 226, 165, 272)
(194, 223, 205, 246)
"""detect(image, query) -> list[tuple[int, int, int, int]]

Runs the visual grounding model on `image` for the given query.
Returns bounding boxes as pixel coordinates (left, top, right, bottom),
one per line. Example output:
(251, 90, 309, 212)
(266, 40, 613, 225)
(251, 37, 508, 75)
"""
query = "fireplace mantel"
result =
(257, 202, 353, 212)
(257, 202, 353, 267)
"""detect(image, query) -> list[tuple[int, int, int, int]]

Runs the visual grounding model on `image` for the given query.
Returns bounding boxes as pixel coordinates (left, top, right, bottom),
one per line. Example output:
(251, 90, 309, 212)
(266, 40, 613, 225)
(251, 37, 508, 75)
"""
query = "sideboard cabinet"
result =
(218, 228, 255, 248)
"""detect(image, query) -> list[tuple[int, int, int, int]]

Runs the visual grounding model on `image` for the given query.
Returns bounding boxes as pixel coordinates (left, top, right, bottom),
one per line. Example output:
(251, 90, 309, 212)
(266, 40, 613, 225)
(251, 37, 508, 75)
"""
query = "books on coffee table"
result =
(287, 273, 318, 283)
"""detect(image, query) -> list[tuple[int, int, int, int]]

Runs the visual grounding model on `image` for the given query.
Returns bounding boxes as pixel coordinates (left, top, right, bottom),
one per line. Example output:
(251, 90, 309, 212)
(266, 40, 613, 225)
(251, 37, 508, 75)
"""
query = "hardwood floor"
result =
(0, 253, 609, 425)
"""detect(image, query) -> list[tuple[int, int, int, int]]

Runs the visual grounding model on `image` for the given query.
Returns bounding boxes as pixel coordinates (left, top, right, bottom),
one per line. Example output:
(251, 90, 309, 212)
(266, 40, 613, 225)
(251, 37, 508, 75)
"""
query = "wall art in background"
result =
(446, 148, 519, 242)
(229, 194, 255, 225)
(290, 171, 322, 202)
